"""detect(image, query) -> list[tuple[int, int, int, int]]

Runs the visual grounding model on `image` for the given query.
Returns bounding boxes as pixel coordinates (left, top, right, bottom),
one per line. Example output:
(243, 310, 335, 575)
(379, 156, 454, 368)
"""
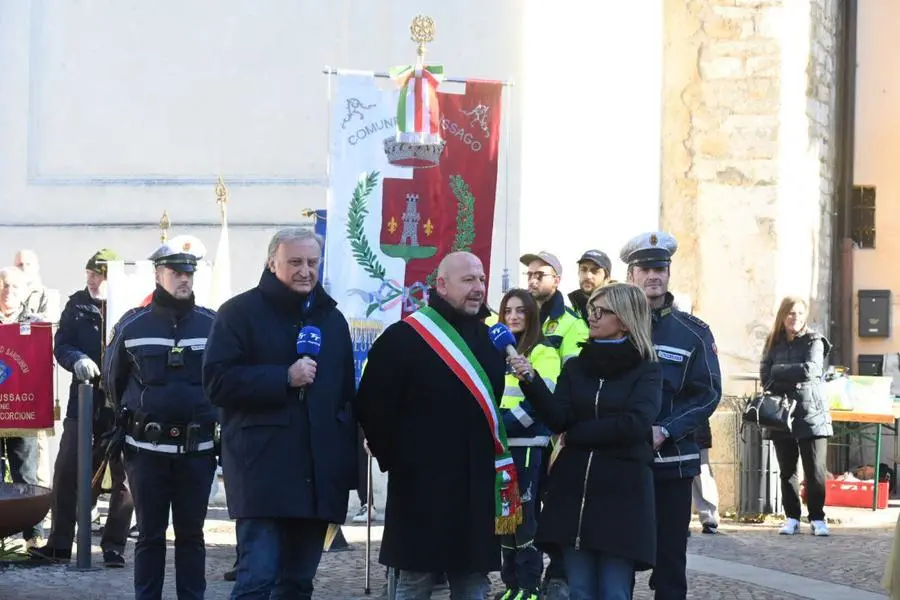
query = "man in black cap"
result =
(31, 249, 134, 567)
(103, 241, 218, 599)
(620, 232, 722, 600)
(568, 249, 612, 323)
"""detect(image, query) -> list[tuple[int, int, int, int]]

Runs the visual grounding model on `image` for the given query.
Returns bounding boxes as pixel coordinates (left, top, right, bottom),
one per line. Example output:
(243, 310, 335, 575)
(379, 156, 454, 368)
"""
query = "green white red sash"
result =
(405, 306, 523, 534)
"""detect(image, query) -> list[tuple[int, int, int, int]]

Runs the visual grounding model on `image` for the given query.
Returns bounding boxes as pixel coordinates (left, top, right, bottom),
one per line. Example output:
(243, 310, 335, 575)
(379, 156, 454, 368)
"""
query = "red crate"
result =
(801, 479, 889, 509)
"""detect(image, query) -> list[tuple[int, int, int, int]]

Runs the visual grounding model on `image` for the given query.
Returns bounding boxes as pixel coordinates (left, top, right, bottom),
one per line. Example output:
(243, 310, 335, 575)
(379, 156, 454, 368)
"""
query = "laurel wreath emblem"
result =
(425, 174, 476, 286)
(346, 171, 386, 281)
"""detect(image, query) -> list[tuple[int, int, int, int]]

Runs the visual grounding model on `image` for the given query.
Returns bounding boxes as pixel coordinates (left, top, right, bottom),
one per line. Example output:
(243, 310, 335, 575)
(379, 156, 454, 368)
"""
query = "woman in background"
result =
(760, 296, 833, 537)
(495, 289, 562, 600)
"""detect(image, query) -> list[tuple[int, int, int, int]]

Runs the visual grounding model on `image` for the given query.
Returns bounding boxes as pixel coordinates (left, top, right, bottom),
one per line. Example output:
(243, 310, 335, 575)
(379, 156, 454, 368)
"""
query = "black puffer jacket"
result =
(760, 331, 833, 440)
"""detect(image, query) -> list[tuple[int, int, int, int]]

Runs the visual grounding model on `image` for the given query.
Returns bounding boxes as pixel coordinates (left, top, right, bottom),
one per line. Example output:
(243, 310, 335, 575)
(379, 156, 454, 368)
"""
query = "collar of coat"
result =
(258, 268, 336, 317)
(539, 290, 566, 325)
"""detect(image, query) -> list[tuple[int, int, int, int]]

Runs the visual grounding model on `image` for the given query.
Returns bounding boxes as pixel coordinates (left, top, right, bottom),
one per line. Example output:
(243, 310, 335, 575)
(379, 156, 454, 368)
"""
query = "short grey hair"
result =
(0, 266, 26, 287)
(267, 227, 324, 261)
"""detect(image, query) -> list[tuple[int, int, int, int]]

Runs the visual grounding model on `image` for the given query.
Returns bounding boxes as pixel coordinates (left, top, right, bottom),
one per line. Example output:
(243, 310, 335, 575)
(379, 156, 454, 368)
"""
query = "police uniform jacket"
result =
(202, 270, 358, 523)
(651, 294, 722, 480)
(760, 331, 833, 440)
(541, 290, 589, 364)
(54, 289, 108, 421)
(354, 294, 506, 574)
(103, 287, 217, 429)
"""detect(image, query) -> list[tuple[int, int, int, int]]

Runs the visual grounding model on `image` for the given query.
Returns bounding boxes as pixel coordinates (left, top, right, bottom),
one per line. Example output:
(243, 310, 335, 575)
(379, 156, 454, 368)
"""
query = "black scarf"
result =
(578, 337, 644, 379)
(152, 285, 195, 316)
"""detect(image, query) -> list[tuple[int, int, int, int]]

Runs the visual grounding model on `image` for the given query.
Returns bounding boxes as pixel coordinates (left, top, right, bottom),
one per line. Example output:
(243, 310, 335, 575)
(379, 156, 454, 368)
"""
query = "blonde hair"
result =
(589, 283, 657, 361)
(763, 296, 808, 357)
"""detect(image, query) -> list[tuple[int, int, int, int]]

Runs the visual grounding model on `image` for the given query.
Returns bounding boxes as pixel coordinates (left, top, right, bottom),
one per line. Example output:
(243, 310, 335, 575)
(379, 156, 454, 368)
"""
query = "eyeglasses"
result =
(525, 271, 555, 282)
(588, 305, 616, 320)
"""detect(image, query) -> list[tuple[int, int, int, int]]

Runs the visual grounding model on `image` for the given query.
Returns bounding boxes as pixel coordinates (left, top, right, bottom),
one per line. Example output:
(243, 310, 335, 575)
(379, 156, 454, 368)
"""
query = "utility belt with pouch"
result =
(126, 409, 216, 454)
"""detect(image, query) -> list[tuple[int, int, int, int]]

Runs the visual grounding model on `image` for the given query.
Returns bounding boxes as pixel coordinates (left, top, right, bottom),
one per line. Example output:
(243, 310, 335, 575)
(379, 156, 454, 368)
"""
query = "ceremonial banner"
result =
(0, 323, 54, 435)
(325, 74, 503, 382)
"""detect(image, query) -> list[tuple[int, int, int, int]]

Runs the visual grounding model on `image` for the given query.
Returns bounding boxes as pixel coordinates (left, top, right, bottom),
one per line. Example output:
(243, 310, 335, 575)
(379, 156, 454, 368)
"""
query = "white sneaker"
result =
(810, 520, 830, 536)
(351, 504, 374, 523)
(779, 518, 800, 535)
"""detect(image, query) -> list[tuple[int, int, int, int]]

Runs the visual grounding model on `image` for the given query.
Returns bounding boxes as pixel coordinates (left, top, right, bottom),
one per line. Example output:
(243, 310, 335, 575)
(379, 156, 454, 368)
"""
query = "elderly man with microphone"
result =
(203, 227, 358, 600)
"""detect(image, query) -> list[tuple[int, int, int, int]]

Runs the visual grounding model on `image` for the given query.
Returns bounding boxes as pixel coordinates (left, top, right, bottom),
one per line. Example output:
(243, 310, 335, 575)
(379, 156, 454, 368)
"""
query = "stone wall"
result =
(661, 0, 841, 511)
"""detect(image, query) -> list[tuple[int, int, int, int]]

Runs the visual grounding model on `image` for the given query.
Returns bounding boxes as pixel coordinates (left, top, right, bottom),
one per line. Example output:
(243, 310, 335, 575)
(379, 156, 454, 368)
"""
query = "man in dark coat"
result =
(203, 227, 357, 600)
(31, 249, 134, 566)
(355, 251, 508, 599)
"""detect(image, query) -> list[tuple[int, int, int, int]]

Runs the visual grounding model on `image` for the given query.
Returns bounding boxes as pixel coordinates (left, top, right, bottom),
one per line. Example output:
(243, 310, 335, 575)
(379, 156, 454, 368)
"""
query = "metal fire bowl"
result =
(0, 483, 52, 539)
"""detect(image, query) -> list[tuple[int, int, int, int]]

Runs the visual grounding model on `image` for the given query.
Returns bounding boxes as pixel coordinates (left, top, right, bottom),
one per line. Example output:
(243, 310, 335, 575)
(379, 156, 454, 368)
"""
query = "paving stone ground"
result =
(0, 507, 892, 599)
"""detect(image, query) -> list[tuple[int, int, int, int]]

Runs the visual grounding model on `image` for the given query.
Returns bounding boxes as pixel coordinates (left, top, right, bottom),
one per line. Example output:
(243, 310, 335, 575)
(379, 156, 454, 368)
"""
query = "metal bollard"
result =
(74, 383, 93, 570)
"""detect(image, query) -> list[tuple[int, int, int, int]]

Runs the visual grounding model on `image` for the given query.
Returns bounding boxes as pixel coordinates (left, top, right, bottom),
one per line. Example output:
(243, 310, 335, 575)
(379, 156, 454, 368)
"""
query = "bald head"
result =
(436, 252, 486, 316)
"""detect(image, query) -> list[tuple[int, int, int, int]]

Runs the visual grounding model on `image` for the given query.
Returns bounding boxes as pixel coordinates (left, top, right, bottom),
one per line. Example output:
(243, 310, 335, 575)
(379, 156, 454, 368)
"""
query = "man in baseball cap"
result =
(568, 249, 612, 323)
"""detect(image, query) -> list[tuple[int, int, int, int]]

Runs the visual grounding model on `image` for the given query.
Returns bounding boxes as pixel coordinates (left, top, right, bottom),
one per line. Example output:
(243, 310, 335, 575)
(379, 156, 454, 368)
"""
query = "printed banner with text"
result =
(0, 323, 54, 435)
(325, 74, 503, 384)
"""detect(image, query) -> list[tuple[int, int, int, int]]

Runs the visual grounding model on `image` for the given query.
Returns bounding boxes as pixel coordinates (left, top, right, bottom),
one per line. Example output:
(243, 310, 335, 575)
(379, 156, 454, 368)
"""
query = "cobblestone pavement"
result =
(0, 516, 889, 599)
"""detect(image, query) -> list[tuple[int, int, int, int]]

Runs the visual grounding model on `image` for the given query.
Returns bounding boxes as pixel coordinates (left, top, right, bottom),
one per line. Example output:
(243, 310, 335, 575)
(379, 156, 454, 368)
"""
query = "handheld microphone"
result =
(296, 326, 322, 359)
(488, 323, 533, 382)
(296, 326, 322, 400)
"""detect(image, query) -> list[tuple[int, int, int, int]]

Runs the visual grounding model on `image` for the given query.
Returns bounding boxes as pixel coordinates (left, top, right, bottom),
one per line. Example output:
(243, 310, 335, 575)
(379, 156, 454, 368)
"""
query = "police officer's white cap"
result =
(619, 232, 678, 268)
(149, 235, 206, 272)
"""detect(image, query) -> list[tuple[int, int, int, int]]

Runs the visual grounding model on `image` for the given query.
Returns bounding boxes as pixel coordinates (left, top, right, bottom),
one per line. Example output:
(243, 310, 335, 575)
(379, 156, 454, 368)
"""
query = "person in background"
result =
(14, 249, 51, 321)
(104, 240, 218, 599)
(496, 289, 562, 600)
(0, 266, 44, 548)
(520, 250, 589, 599)
(355, 252, 510, 599)
(204, 227, 358, 599)
(568, 250, 612, 323)
(30, 249, 134, 567)
(691, 418, 720, 535)
(622, 231, 721, 600)
(510, 283, 661, 600)
(760, 296, 833, 537)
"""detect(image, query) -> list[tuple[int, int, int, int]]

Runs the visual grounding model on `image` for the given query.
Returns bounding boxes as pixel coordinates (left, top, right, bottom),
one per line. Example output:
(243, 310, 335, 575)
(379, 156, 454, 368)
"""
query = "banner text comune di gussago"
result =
(0, 323, 54, 435)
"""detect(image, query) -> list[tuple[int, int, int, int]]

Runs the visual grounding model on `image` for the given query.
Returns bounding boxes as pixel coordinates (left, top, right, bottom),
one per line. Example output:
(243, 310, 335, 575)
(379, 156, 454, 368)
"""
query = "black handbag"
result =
(742, 381, 796, 432)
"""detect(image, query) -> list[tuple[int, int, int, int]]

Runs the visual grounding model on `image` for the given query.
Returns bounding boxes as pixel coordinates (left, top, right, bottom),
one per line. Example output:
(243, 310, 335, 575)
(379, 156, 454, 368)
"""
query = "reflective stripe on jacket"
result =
(500, 340, 561, 447)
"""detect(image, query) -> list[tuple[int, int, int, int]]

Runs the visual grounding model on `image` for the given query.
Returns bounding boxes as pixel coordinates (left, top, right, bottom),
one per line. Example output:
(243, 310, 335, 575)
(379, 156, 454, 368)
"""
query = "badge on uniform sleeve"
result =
(711, 343, 717, 355)
(546, 321, 558, 335)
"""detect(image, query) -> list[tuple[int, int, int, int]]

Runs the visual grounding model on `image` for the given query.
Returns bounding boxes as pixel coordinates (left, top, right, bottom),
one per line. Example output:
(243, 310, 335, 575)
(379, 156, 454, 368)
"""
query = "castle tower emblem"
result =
(400, 194, 421, 246)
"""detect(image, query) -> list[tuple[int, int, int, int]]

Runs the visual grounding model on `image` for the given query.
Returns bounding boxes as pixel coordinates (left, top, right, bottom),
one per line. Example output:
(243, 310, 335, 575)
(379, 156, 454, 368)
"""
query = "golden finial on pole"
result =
(410, 15, 435, 64)
(159, 210, 170, 243)
(215, 176, 229, 221)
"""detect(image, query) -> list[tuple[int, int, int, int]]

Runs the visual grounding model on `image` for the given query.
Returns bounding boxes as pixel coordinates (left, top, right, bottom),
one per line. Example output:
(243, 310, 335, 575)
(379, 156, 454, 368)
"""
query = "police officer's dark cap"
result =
(577, 250, 612, 274)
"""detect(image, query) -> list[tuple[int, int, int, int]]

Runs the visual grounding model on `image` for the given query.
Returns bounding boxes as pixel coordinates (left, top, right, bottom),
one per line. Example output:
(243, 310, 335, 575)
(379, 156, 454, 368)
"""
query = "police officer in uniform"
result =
(621, 232, 722, 600)
(103, 237, 218, 600)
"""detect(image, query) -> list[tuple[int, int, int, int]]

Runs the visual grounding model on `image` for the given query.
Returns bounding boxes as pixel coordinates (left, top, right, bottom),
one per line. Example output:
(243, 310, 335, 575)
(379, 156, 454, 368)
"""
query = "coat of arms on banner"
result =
(331, 79, 503, 318)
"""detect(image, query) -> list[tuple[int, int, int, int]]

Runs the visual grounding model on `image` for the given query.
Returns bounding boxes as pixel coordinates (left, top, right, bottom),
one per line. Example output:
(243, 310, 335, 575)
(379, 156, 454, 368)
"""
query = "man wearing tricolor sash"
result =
(355, 252, 520, 599)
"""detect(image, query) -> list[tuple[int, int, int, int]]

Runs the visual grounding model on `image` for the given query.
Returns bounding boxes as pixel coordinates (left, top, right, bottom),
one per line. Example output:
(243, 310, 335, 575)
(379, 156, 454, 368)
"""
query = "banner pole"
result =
(501, 81, 513, 294)
(322, 66, 514, 87)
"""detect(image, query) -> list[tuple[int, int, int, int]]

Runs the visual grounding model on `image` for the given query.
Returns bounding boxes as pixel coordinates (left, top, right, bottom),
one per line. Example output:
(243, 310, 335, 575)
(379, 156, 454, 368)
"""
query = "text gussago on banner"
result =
(0, 322, 54, 436)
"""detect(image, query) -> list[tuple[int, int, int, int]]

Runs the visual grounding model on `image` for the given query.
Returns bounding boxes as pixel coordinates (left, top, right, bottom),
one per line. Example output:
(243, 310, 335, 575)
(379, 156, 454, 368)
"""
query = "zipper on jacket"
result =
(574, 378, 603, 549)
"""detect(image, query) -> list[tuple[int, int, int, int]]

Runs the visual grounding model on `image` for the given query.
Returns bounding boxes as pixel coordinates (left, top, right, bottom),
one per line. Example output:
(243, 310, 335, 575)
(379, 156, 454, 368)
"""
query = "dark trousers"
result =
(0, 435, 43, 540)
(124, 447, 216, 600)
(540, 441, 566, 583)
(647, 477, 692, 600)
(772, 436, 828, 521)
(356, 425, 370, 506)
(501, 446, 543, 591)
(46, 417, 133, 553)
(231, 518, 329, 600)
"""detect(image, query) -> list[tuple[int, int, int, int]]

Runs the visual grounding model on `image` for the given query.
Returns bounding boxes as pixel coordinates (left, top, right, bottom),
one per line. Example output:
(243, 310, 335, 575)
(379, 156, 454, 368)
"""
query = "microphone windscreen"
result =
(296, 326, 323, 357)
(488, 323, 517, 352)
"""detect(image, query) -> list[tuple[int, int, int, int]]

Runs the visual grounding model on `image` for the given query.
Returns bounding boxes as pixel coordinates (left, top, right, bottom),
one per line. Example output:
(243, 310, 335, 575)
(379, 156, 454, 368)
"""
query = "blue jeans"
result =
(124, 448, 216, 600)
(230, 518, 329, 600)
(394, 571, 489, 600)
(563, 547, 634, 600)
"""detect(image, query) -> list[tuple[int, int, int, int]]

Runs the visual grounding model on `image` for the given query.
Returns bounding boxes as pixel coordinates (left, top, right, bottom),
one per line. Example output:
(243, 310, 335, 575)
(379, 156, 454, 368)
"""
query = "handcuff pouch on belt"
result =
(128, 409, 209, 452)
